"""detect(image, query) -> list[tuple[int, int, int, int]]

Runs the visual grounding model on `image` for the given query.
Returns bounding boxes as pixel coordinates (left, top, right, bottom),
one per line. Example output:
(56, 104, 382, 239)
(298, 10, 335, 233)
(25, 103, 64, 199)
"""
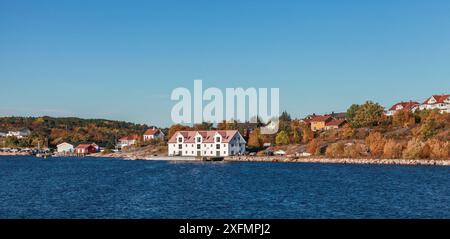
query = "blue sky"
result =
(1, 0, 449, 127)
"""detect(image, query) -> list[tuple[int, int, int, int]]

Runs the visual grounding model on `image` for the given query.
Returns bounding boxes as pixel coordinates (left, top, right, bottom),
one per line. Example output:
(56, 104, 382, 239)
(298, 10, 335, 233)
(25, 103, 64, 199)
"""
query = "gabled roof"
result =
(423, 94, 450, 104)
(168, 130, 242, 143)
(325, 119, 347, 127)
(144, 128, 161, 136)
(309, 115, 332, 122)
(75, 144, 96, 149)
(388, 101, 419, 111)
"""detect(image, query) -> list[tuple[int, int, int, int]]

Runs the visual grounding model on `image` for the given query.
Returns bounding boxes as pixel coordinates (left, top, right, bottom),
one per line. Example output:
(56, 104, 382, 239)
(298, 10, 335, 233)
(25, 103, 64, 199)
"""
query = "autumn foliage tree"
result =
(365, 131, 386, 157)
(275, 130, 290, 145)
(248, 128, 263, 148)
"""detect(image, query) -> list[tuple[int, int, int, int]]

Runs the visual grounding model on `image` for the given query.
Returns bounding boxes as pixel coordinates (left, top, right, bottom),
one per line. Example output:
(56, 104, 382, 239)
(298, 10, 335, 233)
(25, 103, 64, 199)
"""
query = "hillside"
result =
(0, 116, 154, 148)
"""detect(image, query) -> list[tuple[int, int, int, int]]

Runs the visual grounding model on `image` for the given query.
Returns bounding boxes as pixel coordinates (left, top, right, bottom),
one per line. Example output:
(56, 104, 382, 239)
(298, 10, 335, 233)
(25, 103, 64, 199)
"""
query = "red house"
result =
(74, 144, 98, 155)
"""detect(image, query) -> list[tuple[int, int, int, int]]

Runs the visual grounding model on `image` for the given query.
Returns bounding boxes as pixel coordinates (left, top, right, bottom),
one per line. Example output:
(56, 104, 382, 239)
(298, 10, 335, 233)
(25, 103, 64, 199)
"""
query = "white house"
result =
(118, 134, 141, 149)
(168, 130, 246, 157)
(6, 128, 31, 139)
(56, 142, 74, 154)
(143, 128, 164, 141)
(417, 94, 450, 113)
(385, 101, 419, 116)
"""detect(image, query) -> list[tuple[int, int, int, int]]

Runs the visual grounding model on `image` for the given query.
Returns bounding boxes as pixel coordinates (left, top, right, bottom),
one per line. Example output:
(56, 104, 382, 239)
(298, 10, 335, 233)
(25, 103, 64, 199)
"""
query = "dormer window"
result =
(197, 137, 201, 143)
(178, 137, 182, 143)
(216, 137, 220, 143)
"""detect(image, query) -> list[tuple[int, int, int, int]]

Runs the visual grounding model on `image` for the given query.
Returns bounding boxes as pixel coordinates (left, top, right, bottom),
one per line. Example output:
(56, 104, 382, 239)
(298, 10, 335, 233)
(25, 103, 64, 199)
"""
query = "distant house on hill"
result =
(74, 144, 98, 155)
(303, 114, 347, 131)
(324, 119, 347, 130)
(57, 142, 74, 154)
(6, 128, 31, 139)
(385, 101, 419, 116)
(143, 127, 164, 141)
(418, 94, 450, 113)
(118, 134, 141, 149)
(309, 115, 333, 131)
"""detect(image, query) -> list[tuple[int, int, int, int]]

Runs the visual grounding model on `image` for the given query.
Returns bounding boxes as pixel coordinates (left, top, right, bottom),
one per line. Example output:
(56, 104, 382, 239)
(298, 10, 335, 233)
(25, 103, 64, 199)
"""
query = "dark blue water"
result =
(0, 156, 449, 218)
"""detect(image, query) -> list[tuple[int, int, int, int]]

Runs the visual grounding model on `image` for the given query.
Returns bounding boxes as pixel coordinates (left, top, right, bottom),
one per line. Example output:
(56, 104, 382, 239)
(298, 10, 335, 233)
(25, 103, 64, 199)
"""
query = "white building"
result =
(118, 135, 141, 149)
(417, 94, 450, 113)
(143, 128, 165, 141)
(168, 130, 246, 157)
(385, 101, 419, 116)
(56, 142, 74, 154)
(6, 128, 31, 139)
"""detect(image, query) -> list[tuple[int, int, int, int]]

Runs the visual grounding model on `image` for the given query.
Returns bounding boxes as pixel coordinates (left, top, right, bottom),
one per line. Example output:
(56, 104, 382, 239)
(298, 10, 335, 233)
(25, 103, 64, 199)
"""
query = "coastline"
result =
(90, 153, 450, 166)
(2, 152, 449, 166)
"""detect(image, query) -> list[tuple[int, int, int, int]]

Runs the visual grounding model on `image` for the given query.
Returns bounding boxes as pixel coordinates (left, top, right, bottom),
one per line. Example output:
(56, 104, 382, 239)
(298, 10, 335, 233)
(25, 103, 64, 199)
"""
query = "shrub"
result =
(344, 143, 367, 158)
(307, 139, 319, 155)
(383, 139, 403, 159)
(325, 142, 345, 158)
(402, 138, 424, 159)
(365, 132, 386, 157)
(427, 139, 450, 159)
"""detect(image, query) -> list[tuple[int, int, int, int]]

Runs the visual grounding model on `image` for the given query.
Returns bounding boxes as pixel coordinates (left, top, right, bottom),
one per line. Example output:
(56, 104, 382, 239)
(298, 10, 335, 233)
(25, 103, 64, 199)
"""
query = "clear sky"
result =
(1, 0, 449, 127)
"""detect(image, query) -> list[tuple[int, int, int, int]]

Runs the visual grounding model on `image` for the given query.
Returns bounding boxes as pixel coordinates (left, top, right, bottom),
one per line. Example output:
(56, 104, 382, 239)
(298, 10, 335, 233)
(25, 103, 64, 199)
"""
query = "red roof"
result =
(325, 119, 347, 127)
(309, 115, 332, 122)
(388, 101, 419, 111)
(168, 130, 241, 143)
(119, 134, 141, 141)
(423, 94, 450, 104)
(75, 144, 96, 149)
(144, 128, 160, 136)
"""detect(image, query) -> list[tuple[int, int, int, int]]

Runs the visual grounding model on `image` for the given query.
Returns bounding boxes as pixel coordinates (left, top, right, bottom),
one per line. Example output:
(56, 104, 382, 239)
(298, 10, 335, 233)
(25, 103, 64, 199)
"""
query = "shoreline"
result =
(92, 153, 450, 166)
(2, 153, 449, 166)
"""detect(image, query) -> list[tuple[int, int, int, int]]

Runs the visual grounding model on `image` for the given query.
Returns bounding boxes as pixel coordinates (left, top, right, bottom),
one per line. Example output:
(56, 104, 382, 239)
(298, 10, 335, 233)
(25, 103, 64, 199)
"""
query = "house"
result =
(118, 134, 141, 149)
(324, 119, 347, 130)
(385, 101, 419, 116)
(168, 130, 246, 157)
(0, 131, 6, 137)
(56, 142, 74, 154)
(309, 115, 333, 131)
(418, 94, 450, 113)
(74, 144, 98, 155)
(6, 128, 31, 139)
(143, 127, 165, 141)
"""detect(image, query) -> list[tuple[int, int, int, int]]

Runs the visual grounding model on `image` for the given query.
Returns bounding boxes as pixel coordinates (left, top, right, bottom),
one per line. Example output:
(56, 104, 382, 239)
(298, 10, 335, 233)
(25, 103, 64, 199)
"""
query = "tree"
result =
(348, 101, 384, 127)
(291, 130, 301, 144)
(307, 139, 319, 155)
(301, 124, 314, 143)
(248, 129, 263, 148)
(383, 139, 403, 159)
(392, 110, 416, 128)
(275, 130, 290, 145)
(365, 131, 386, 157)
(402, 138, 424, 159)
(168, 124, 191, 139)
(193, 122, 213, 131)
(340, 124, 355, 139)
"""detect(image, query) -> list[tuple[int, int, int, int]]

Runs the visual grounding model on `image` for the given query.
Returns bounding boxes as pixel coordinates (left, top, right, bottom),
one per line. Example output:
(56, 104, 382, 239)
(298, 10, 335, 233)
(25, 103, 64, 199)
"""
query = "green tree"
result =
(275, 130, 290, 145)
(348, 101, 384, 127)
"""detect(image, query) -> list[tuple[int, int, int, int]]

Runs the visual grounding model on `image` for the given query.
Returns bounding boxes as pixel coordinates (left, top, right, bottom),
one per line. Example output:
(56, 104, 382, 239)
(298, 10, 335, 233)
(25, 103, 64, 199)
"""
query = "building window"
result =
(224, 151, 226, 154)
(223, 144, 226, 147)
(178, 137, 182, 143)
(216, 144, 220, 149)
(216, 137, 220, 142)
(185, 151, 187, 154)
(197, 137, 201, 143)
(192, 151, 194, 154)
(197, 144, 201, 149)
(178, 144, 182, 149)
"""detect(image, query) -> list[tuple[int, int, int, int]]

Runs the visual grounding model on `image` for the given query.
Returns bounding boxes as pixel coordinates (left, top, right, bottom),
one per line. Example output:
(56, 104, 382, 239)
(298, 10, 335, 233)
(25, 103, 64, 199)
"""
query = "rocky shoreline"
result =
(226, 156, 450, 166)
(90, 152, 450, 166)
